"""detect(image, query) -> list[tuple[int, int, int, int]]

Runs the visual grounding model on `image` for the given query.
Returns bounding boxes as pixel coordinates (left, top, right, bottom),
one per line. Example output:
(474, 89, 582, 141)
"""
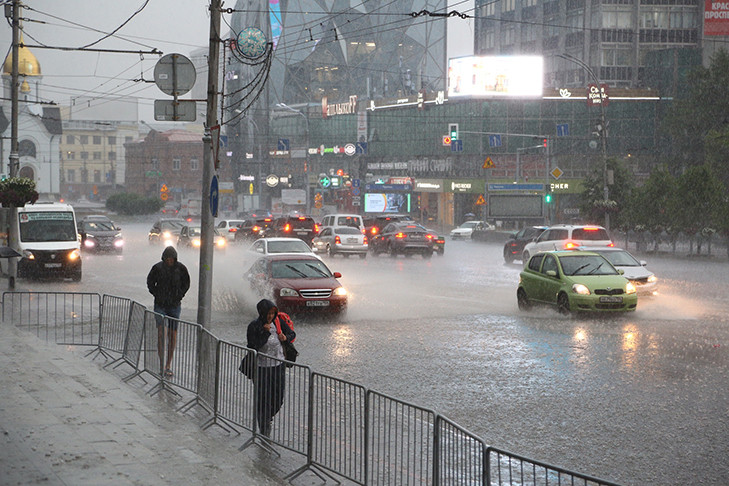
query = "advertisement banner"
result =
(705, 1, 729, 35)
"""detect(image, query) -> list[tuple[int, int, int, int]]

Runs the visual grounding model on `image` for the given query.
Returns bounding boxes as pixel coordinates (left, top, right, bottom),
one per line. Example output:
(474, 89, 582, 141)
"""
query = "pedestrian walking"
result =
(146, 246, 190, 378)
(247, 299, 296, 436)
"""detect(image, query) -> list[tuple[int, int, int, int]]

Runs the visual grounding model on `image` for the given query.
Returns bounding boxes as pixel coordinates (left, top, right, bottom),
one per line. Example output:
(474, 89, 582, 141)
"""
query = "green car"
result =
(518, 251, 637, 314)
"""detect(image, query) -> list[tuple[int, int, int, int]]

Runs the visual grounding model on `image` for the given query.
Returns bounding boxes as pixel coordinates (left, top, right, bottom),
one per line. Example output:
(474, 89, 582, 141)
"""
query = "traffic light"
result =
(449, 123, 459, 140)
(544, 192, 552, 203)
(542, 138, 548, 148)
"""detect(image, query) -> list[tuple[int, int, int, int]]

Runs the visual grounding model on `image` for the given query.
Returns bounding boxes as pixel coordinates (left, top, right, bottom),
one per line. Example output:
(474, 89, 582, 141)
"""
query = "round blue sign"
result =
(236, 27, 267, 59)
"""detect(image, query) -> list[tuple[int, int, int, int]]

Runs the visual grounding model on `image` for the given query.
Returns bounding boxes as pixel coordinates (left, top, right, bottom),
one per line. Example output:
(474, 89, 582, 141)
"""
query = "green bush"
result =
(106, 193, 163, 215)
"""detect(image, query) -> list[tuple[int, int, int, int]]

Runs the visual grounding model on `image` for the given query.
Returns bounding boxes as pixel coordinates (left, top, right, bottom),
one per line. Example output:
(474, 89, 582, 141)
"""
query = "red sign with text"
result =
(705, 1, 729, 36)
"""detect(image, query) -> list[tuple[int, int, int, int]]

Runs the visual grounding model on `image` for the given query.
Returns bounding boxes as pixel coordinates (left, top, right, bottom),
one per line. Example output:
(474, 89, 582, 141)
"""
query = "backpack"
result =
(274, 312, 296, 343)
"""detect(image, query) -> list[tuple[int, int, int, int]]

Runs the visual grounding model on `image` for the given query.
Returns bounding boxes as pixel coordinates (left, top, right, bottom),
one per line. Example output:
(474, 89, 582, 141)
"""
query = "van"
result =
(320, 214, 364, 233)
(15, 202, 82, 280)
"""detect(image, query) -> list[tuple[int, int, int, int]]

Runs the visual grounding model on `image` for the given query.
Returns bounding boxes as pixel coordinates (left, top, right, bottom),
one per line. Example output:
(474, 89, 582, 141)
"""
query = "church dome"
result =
(3, 37, 41, 76)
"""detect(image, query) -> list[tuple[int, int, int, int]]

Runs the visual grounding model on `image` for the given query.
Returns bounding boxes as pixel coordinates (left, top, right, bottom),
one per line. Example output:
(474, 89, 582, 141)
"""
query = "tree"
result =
(106, 193, 163, 215)
(673, 164, 726, 254)
(662, 49, 729, 172)
(631, 167, 677, 251)
(579, 158, 634, 229)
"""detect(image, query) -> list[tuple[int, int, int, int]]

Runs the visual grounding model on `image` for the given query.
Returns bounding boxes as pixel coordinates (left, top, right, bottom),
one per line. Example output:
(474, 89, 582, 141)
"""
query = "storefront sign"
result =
(705, 1, 729, 35)
(587, 84, 609, 107)
(446, 179, 486, 193)
(322, 95, 358, 118)
(414, 179, 444, 192)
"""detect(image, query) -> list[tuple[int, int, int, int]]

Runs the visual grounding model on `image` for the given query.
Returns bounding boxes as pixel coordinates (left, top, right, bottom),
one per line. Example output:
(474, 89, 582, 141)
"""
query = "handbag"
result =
(238, 353, 255, 380)
(281, 340, 298, 367)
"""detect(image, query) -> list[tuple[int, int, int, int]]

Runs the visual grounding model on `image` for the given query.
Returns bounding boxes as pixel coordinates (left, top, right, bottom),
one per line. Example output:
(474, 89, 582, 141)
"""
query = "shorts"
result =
(154, 303, 182, 331)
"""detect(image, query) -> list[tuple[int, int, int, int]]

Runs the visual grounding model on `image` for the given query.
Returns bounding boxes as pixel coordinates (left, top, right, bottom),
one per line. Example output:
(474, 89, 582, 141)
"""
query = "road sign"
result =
(314, 201, 323, 209)
(154, 99, 197, 121)
(551, 167, 564, 180)
(160, 192, 169, 201)
(488, 134, 502, 147)
(344, 143, 356, 156)
(154, 53, 196, 96)
(355, 141, 368, 154)
(442, 135, 452, 146)
(482, 157, 494, 169)
(277, 139, 290, 151)
(318, 175, 331, 188)
(351, 187, 361, 196)
(451, 139, 463, 152)
(352, 178, 360, 188)
(475, 194, 486, 205)
(489, 183, 545, 191)
(556, 123, 569, 137)
(210, 175, 219, 218)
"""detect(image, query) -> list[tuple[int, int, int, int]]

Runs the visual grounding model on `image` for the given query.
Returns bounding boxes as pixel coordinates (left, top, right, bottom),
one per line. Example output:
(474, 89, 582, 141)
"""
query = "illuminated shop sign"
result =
(447, 56, 544, 98)
(368, 90, 446, 111)
(322, 95, 358, 118)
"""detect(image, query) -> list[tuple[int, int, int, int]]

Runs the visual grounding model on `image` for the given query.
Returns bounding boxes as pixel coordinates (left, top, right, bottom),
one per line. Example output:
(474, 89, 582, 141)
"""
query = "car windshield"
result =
(188, 227, 202, 236)
(20, 212, 77, 242)
(161, 221, 185, 230)
(593, 250, 641, 267)
(289, 218, 314, 229)
(334, 227, 361, 235)
(336, 217, 361, 228)
(272, 259, 333, 278)
(267, 240, 311, 253)
(559, 255, 618, 276)
(86, 222, 116, 231)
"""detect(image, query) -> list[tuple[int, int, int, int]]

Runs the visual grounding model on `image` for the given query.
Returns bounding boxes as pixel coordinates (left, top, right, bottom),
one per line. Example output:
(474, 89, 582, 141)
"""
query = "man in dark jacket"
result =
(147, 246, 190, 377)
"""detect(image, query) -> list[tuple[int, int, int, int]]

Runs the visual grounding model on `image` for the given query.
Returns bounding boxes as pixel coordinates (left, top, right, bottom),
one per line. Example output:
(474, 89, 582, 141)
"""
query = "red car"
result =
(244, 254, 348, 314)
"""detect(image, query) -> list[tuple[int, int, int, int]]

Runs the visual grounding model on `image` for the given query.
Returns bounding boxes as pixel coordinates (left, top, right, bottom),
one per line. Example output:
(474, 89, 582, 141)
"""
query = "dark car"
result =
(148, 218, 186, 246)
(363, 214, 413, 238)
(234, 216, 274, 244)
(369, 222, 435, 258)
(244, 254, 347, 314)
(427, 229, 446, 256)
(77, 217, 124, 254)
(503, 226, 547, 263)
(266, 215, 319, 244)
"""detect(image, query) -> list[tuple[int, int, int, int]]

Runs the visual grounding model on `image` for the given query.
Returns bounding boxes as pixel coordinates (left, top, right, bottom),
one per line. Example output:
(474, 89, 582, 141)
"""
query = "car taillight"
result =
(252, 225, 260, 232)
(229, 228, 237, 233)
(335, 235, 341, 244)
(298, 216, 306, 220)
(363, 236, 368, 244)
(284, 223, 291, 232)
(564, 241, 578, 249)
(583, 227, 599, 231)
(371, 227, 378, 235)
(607, 242, 614, 247)
(395, 232, 407, 239)
(426, 234, 435, 240)
(314, 224, 320, 233)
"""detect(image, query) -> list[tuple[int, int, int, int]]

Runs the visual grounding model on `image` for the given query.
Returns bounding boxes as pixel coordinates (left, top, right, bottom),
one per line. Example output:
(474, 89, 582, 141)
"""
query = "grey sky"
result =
(2, 1, 213, 122)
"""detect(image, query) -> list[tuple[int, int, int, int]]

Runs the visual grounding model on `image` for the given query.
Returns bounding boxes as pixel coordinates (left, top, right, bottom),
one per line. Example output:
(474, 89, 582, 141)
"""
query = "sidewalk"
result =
(0, 324, 285, 485)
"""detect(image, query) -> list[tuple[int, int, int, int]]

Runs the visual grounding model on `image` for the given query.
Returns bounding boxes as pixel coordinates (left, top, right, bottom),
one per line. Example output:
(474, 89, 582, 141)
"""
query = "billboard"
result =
(364, 193, 411, 213)
(705, 1, 729, 36)
(448, 56, 543, 98)
(487, 194, 544, 218)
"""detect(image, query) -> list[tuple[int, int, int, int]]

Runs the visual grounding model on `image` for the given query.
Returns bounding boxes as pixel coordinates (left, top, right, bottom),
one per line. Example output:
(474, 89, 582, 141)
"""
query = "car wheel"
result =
(388, 244, 397, 257)
(359, 253, 367, 259)
(423, 250, 433, 259)
(437, 249, 444, 256)
(71, 271, 82, 282)
(326, 244, 334, 258)
(522, 250, 530, 262)
(517, 288, 531, 311)
(504, 248, 514, 264)
(557, 292, 571, 315)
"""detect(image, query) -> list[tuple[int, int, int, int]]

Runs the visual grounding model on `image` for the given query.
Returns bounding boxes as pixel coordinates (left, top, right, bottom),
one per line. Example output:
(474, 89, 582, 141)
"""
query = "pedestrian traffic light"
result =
(449, 123, 459, 140)
(545, 192, 552, 203)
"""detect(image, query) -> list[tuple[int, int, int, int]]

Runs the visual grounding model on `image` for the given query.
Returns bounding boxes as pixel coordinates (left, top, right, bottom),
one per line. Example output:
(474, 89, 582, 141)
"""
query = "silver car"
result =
(312, 226, 368, 258)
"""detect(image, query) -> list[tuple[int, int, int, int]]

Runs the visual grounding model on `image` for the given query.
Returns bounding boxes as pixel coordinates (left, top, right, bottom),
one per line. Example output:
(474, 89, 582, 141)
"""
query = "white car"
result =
(247, 237, 320, 259)
(449, 221, 492, 239)
(312, 226, 368, 258)
(579, 247, 658, 296)
(522, 225, 613, 262)
(216, 219, 245, 241)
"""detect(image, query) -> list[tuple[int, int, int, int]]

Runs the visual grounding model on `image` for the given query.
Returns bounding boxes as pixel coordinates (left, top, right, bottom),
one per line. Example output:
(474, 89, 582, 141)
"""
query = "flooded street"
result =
(19, 221, 729, 486)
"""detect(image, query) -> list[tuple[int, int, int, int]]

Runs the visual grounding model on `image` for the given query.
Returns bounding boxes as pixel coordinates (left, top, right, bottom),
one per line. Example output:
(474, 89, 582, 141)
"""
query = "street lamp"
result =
(557, 53, 610, 230)
(275, 103, 310, 213)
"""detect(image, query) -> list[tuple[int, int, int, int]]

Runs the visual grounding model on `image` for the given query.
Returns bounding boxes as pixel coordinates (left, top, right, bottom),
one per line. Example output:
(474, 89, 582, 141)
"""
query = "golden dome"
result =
(20, 80, 30, 92)
(3, 36, 41, 76)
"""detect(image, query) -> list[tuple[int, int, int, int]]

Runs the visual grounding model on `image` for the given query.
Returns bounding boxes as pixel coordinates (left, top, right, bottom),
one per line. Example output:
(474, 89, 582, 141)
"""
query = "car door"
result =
(538, 254, 563, 304)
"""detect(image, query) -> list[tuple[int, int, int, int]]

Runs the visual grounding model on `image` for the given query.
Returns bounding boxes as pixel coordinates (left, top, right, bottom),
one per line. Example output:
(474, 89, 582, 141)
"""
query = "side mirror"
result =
(640, 260, 647, 266)
(333, 272, 342, 278)
(618, 269, 625, 275)
(510, 232, 517, 238)
(546, 270, 557, 277)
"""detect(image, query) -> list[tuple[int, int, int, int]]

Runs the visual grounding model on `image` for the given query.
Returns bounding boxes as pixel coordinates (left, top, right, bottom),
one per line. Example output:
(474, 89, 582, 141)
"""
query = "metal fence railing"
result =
(1, 291, 622, 486)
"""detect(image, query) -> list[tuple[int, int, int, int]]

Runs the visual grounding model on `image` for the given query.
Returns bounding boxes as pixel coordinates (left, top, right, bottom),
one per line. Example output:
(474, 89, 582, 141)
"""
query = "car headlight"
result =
(192, 239, 201, 247)
(23, 250, 35, 260)
(216, 238, 226, 247)
(572, 283, 591, 295)
(647, 275, 657, 283)
(114, 239, 124, 248)
(333, 287, 347, 296)
(625, 282, 637, 294)
(84, 239, 96, 248)
(280, 288, 299, 297)
(68, 249, 81, 261)
(162, 231, 172, 238)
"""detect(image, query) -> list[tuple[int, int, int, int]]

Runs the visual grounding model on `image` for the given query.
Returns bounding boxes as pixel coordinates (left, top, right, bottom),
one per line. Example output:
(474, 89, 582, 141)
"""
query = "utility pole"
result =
(196, 0, 221, 327)
(7, 0, 20, 289)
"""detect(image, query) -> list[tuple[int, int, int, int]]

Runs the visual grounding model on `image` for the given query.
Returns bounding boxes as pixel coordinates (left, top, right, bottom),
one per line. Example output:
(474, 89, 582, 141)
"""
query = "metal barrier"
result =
(1, 291, 624, 486)
(2, 291, 100, 346)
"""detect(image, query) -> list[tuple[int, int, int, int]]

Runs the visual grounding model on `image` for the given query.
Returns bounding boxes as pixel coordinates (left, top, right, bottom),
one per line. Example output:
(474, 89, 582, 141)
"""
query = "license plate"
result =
(346, 238, 358, 243)
(45, 263, 62, 268)
(599, 296, 623, 303)
(306, 300, 330, 307)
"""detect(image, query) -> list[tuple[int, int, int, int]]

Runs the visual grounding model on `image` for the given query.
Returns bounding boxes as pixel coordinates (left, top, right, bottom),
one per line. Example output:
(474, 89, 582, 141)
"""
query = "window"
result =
(190, 157, 199, 170)
(483, 29, 495, 49)
(19, 140, 36, 157)
(66, 135, 74, 144)
(481, 2, 495, 16)
(602, 46, 632, 66)
(80, 152, 89, 160)
(108, 136, 116, 145)
(173, 158, 181, 171)
(502, 0, 515, 12)
(66, 151, 75, 160)
(125, 136, 133, 143)
(542, 255, 558, 275)
(602, 7, 632, 29)
(528, 254, 545, 271)
(151, 158, 159, 169)
(523, 0, 537, 6)
(503, 25, 516, 45)
(93, 136, 102, 145)
(80, 135, 88, 144)
(108, 152, 116, 160)
(67, 169, 76, 182)
(93, 151, 102, 160)
(94, 170, 101, 183)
